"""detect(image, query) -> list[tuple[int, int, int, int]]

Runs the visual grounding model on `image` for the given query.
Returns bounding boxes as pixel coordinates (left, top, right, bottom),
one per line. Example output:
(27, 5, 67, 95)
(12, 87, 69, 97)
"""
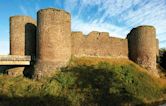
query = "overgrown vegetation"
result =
(159, 48, 166, 70)
(0, 57, 166, 106)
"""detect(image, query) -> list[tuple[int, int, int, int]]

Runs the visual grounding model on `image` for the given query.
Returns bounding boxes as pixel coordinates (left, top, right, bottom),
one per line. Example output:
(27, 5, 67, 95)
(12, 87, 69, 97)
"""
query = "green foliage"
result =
(54, 72, 76, 89)
(159, 48, 166, 70)
(96, 62, 162, 102)
(0, 59, 165, 106)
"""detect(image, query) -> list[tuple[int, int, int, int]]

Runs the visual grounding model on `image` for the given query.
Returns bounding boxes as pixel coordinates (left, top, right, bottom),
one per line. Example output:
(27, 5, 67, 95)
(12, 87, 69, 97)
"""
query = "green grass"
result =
(0, 57, 165, 106)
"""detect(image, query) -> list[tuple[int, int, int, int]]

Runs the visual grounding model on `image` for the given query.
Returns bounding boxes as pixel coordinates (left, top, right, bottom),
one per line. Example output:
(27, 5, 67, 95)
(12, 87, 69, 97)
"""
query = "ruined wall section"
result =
(71, 31, 128, 58)
(10, 16, 36, 56)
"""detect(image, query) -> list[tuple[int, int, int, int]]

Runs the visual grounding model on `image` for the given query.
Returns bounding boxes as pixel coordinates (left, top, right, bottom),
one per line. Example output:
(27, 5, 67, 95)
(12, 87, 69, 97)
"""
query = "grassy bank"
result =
(0, 57, 166, 106)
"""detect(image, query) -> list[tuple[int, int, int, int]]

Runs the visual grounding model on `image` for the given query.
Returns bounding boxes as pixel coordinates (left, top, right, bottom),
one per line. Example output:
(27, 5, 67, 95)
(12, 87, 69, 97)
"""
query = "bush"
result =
(159, 48, 166, 70)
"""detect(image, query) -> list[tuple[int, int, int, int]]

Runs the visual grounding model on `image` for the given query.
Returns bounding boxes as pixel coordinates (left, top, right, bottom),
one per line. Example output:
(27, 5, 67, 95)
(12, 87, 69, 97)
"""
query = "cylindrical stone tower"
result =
(9, 16, 36, 77)
(127, 26, 157, 74)
(34, 8, 71, 79)
(10, 16, 36, 57)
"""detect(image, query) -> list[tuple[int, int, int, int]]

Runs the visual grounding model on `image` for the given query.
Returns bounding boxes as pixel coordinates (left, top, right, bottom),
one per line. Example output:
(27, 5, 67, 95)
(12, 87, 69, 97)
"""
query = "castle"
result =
(0, 8, 159, 79)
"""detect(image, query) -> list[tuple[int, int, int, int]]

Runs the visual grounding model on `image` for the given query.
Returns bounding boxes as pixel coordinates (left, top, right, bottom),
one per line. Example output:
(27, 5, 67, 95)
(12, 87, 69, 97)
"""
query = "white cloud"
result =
(72, 17, 130, 38)
(19, 5, 28, 15)
(3, 0, 166, 49)
(35, 3, 40, 12)
(64, 0, 79, 13)
(69, 0, 166, 48)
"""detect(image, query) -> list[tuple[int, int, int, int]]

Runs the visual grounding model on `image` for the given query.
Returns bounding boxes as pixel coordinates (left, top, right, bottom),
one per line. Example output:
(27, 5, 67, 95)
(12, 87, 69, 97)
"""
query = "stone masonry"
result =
(0, 8, 159, 79)
(71, 31, 128, 57)
(8, 16, 36, 77)
(33, 8, 71, 79)
(10, 16, 36, 56)
(127, 26, 157, 75)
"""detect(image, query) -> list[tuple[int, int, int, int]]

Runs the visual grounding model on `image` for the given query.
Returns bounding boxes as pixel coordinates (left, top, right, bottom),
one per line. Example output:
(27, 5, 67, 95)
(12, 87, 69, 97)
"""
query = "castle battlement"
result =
(71, 31, 128, 58)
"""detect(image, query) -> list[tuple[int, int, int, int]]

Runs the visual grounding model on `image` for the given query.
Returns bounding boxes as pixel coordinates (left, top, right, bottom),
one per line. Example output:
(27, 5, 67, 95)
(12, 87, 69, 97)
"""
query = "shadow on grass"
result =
(0, 66, 13, 74)
(0, 64, 35, 78)
(0, 64, 165, 106)
(59, 64, 144, 106)
(0, 95, 71, 106)
(159, 49, 166, 71)
(0, 65, 34, 78)
(23, 65, 35, 78)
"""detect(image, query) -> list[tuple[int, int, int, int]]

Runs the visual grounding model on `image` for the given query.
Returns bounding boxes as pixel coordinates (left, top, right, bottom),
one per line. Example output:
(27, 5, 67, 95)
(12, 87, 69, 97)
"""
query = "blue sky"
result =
(0, 0, 166, 54)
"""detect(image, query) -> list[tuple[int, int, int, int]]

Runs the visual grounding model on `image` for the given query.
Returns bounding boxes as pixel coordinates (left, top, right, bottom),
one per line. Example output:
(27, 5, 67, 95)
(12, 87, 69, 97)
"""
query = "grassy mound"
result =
(0, 57, 165, 106)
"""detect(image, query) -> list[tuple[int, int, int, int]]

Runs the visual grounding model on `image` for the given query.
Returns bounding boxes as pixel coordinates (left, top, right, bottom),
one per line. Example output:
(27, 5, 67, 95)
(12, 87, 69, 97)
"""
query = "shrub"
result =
(159, 48, 166, 70)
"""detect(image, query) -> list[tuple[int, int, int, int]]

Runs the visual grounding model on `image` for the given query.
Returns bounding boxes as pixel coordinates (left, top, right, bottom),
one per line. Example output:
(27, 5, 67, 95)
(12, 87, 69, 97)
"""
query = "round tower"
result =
(9, 16, 36, 77)
(10, 16, 36, 56)
(34, 8, 71, 79)
(127, 26, 157, 74)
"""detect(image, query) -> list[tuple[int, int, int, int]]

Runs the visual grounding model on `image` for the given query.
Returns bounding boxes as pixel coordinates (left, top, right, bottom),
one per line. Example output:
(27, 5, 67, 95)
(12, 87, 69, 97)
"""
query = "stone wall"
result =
(127, 26, 157, 75)
(71, 31, 128, 58)
(9, 16, 36, 77)
(10, 16, 36, 57)
(5, 8, 160, 79)
(34, 8, 71, 79)
(156, 39, 159, 57)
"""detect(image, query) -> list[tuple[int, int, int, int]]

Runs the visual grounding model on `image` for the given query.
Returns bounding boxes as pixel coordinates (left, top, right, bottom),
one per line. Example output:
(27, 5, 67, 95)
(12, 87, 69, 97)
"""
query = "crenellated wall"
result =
(71, 31, 128, 58)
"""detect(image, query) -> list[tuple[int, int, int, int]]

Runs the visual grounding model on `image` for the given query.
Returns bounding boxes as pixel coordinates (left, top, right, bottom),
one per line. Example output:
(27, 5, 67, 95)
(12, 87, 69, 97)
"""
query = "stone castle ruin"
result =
(0, 8, 159, 79)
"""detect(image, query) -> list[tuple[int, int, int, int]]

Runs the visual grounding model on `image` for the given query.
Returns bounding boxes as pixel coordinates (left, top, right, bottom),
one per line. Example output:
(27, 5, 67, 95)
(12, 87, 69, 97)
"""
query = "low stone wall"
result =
(71, 31, 128, 58)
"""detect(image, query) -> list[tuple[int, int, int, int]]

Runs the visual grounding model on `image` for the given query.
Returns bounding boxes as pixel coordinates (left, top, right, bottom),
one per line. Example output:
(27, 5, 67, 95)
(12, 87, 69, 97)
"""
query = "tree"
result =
(159, 48, 166, 70)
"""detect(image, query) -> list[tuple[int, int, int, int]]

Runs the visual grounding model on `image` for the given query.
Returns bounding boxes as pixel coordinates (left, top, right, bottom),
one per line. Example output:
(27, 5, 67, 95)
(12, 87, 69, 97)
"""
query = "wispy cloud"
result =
(69, 0, 166, 48)
(19, 5, 28, 15)
(35, 3, 40, 12)
(72, 17, 129, 38)
(64, 0, 78, 13)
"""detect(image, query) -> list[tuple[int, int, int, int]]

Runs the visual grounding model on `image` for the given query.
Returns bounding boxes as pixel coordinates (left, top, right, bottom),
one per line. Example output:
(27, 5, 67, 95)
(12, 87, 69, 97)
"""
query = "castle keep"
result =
(0, 8, 159, 79)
